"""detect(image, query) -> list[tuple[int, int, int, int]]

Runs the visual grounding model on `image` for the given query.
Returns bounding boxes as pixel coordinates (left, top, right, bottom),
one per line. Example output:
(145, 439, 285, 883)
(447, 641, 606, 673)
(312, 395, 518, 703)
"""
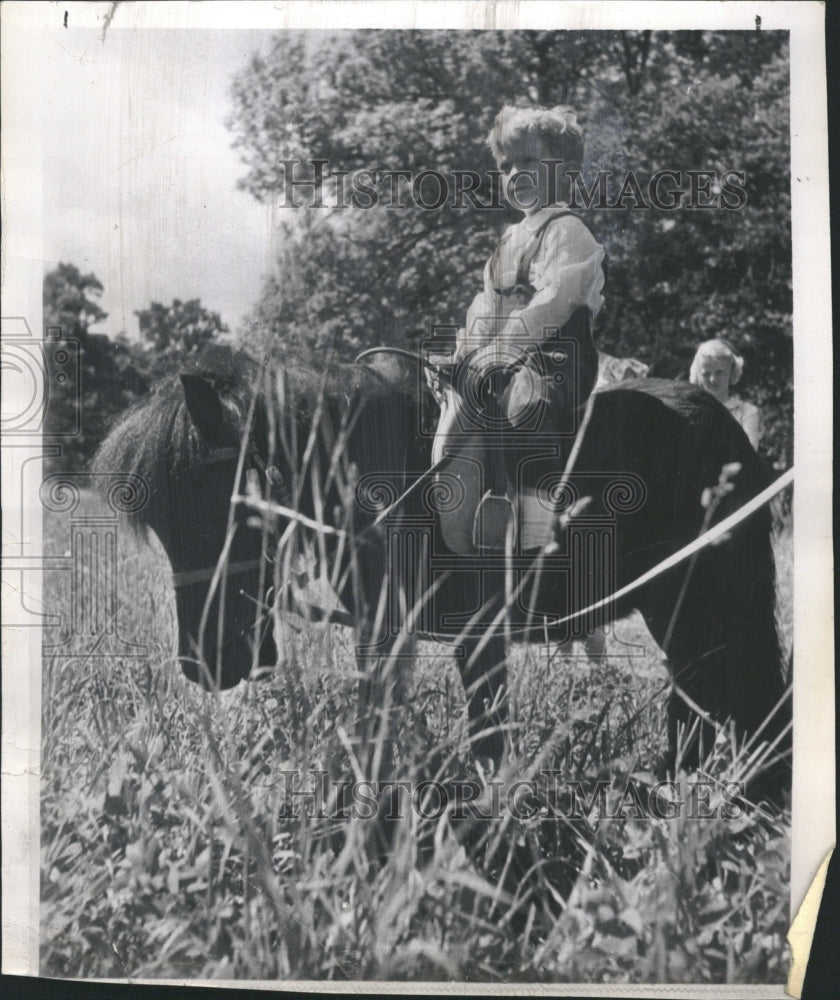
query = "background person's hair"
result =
(689, 338, 744, 386)
(487, 105, 584, 170)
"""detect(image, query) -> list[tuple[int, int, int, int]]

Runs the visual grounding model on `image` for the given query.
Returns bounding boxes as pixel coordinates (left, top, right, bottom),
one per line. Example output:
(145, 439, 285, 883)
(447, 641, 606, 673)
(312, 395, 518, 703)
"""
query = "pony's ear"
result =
(180, 374, 226, 443)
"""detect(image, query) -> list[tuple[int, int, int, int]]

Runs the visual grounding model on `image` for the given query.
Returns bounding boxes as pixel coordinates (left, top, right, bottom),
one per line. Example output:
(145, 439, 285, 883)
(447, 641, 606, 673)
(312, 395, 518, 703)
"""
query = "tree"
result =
(228, 30, 792, 466)
(134, 298, 230, 377)
(44, 262, 108, 336)
(43, 263, 148, 471)
(42, 271, 232, 472)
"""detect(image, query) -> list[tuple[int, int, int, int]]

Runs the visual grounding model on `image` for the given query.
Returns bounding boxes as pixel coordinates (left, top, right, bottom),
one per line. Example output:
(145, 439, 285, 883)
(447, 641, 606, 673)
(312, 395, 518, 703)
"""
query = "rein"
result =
(505, 465, 795, 638)
(168, 350, 795, 644)
(354, 346, 426, 366)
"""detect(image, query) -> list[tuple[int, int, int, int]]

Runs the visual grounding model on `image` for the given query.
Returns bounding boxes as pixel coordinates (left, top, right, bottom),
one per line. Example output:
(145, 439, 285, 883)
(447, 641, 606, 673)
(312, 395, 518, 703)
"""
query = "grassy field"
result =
(40, 491, 792, 983)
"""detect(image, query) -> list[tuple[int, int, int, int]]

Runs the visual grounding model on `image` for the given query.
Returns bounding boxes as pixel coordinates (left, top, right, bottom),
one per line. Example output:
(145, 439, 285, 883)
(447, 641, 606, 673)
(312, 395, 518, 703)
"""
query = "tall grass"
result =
(40, 486, 792, 983)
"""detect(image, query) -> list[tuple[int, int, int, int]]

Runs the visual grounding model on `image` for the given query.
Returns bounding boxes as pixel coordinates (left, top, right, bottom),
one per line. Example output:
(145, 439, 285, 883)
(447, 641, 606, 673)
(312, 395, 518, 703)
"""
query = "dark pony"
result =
(93, 344, 790, 797)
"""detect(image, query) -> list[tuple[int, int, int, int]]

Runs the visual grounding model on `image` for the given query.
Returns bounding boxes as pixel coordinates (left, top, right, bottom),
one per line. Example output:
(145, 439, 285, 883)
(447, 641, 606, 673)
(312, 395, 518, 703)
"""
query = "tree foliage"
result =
(134, 298, 230, 378)
(43, 266, 231, 470)
(229, 30, 792, 465)
(44, 262, 109, 335)
(44, 263, 148, 471)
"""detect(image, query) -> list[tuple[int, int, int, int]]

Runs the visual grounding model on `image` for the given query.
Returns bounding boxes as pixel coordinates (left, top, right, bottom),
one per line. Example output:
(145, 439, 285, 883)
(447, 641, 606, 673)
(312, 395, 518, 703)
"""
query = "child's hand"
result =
(424, 360, 452, 407)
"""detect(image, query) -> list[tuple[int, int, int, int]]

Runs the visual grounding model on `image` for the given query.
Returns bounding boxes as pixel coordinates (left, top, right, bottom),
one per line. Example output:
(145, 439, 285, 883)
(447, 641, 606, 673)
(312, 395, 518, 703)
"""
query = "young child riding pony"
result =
(429, 105, 606, 552)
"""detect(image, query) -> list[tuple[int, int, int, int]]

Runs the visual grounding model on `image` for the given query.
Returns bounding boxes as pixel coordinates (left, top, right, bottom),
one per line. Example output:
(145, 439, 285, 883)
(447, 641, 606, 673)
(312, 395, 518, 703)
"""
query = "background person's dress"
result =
(724, 395, 762, 450)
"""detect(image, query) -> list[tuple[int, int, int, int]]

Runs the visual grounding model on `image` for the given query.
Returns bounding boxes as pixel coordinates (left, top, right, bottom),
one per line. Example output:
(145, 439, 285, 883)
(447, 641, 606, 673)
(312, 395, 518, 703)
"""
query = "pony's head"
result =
(93, 346, 277, 689)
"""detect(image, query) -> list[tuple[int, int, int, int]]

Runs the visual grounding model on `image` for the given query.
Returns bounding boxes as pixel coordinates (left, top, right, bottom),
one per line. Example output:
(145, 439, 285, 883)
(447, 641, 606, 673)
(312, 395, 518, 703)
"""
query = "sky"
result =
(41, 27, 283, 339)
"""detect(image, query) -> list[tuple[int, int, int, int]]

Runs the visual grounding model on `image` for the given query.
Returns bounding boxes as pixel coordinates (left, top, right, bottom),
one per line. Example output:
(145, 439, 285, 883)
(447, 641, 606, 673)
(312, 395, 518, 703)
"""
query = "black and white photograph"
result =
(1, 2, 834, 992)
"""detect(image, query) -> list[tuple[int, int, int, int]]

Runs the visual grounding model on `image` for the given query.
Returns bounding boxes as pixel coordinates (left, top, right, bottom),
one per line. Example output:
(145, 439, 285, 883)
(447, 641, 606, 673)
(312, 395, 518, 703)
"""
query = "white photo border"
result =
(1, 2, 833, 993)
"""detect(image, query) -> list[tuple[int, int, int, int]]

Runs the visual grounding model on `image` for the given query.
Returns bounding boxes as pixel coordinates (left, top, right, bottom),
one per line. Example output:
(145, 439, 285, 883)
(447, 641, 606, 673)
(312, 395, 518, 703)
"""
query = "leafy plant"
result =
(40, 492, 791, 983)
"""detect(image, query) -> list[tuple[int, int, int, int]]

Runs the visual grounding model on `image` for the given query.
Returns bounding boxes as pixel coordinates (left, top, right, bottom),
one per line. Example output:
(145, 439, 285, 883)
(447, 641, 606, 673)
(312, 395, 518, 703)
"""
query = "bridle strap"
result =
(170, 445, 266, 590)
(172, 559, 263, 590)
(201, 446, 245, 465)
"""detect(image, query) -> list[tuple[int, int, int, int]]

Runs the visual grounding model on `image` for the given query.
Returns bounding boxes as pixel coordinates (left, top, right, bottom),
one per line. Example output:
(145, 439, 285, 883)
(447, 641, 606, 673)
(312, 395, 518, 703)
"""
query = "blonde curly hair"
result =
(487, 105, 584, 170)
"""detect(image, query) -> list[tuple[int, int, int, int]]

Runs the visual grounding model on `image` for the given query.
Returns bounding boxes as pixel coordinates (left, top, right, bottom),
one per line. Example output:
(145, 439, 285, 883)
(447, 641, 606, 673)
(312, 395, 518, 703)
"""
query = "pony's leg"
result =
(638, 538, 790, 797)
(341, 627, 416, 853)
(339, 533, 412, 778)
(458, 632, 508, 771)
(355, 628, 413, 779)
